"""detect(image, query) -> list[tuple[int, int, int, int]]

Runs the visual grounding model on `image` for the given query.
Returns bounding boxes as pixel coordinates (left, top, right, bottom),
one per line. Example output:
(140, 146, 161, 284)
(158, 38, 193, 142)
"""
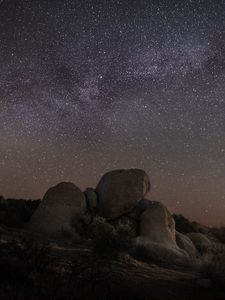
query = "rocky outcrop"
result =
(187, 232, 211, 253)
(138, 200, 177, 249)
(27, 168, 210, 264)
(176, 231, 196, 257)
(96, 169, 150, 218)
(29, 182, 86, 237)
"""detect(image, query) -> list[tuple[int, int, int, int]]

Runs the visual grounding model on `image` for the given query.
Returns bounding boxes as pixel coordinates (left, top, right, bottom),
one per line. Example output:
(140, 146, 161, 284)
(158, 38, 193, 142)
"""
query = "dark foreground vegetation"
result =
(1, 196, 225, 300)
(0, 196, 40, 228)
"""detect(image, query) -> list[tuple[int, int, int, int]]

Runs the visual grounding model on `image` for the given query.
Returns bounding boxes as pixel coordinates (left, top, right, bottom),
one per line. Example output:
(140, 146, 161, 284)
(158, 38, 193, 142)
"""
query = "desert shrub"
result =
(71, 212, 94, 239)
(210, 242, 225, 256)
(210, 227, 225, 244)
(60, 224, 77, 239)
(0, 237, 52, 286)
(0, 236, 57, 299)
(0, 198, 40, 228)
(69, 255, 113, 299)
(90, 216, 133, 256)
(196, 252, 225, 289)
(20, 200, 41, 222)
(69, 253, 143, 300)
(109, 215, 138, 238)
(173, 214, 200, 234)
(0, 196, 6, 206)
(16, 237, 51, 274)
(0, 242, 75, 299)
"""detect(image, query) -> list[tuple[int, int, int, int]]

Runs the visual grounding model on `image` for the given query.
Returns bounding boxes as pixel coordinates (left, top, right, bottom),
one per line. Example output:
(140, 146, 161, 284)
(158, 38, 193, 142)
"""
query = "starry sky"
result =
(0, 0, 225, 226)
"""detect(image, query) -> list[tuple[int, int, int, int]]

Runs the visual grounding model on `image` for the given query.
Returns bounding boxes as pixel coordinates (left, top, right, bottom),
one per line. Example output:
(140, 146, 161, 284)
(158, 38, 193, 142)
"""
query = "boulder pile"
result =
(29, 168, 208, 260)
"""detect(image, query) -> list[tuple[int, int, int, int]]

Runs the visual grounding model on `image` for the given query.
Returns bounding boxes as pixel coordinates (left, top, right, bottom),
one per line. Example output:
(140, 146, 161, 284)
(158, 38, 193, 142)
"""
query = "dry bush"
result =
(0, 236, 56, 299)
(15, 237, 52, 274)
(210, 227, 225, 244)
(173, 214, 200, 234)
(192, 243, 225, 290)
(0, 198, 40, 228)
(0, 237, 52, 284)
(90, 216, 133, 256)
(196, 253, 225, 289)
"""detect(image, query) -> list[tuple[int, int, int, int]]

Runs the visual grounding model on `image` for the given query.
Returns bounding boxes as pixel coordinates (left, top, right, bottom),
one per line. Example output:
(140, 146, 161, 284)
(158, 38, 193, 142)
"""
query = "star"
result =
(0, 0, 225, 226)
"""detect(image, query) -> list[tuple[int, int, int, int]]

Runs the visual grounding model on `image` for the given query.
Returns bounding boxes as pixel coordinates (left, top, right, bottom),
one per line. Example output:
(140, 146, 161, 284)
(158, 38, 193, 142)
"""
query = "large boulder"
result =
(176, 231, 197, 257)
(96, 169, 150, 218)
(187, 232, 212, 253)
(29, 182, 86, 237)
(138, 200, 177, 249)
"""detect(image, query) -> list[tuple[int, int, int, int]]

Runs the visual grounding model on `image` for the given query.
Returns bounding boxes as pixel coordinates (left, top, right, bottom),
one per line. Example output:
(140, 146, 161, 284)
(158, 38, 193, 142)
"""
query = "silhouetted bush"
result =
(196, 252, 225, 289)
(0, 198, 40, 228)
(0, 236, 53, 299)
(15, 237, 51, 273)
(210, 227, 225, 244)
(90, 216, 133, 256)
(173, 214, 200, 234)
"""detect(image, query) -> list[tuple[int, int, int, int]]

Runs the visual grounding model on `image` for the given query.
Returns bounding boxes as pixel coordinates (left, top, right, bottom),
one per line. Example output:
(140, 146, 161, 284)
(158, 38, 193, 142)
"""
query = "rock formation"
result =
(29, 182, 86, 237)
(28, 168, 200, 262)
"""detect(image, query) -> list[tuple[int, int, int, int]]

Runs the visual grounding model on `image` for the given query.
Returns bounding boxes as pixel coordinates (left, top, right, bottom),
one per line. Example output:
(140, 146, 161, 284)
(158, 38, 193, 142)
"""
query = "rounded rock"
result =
(29, 182, 86, 237)
(176, 231, 197, 257)
(187, 232, 211, 253)
(139, 200, 177, 249)
(96, 169, 150, 218)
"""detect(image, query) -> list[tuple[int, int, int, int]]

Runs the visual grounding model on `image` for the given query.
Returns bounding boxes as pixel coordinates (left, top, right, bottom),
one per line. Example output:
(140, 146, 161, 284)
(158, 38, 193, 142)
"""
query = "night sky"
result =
(0, 0, 225, 226)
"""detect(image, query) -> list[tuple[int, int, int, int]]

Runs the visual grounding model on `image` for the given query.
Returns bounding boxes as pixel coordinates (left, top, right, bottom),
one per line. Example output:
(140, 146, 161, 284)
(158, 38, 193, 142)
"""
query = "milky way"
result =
(0, 0, 225, 225)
